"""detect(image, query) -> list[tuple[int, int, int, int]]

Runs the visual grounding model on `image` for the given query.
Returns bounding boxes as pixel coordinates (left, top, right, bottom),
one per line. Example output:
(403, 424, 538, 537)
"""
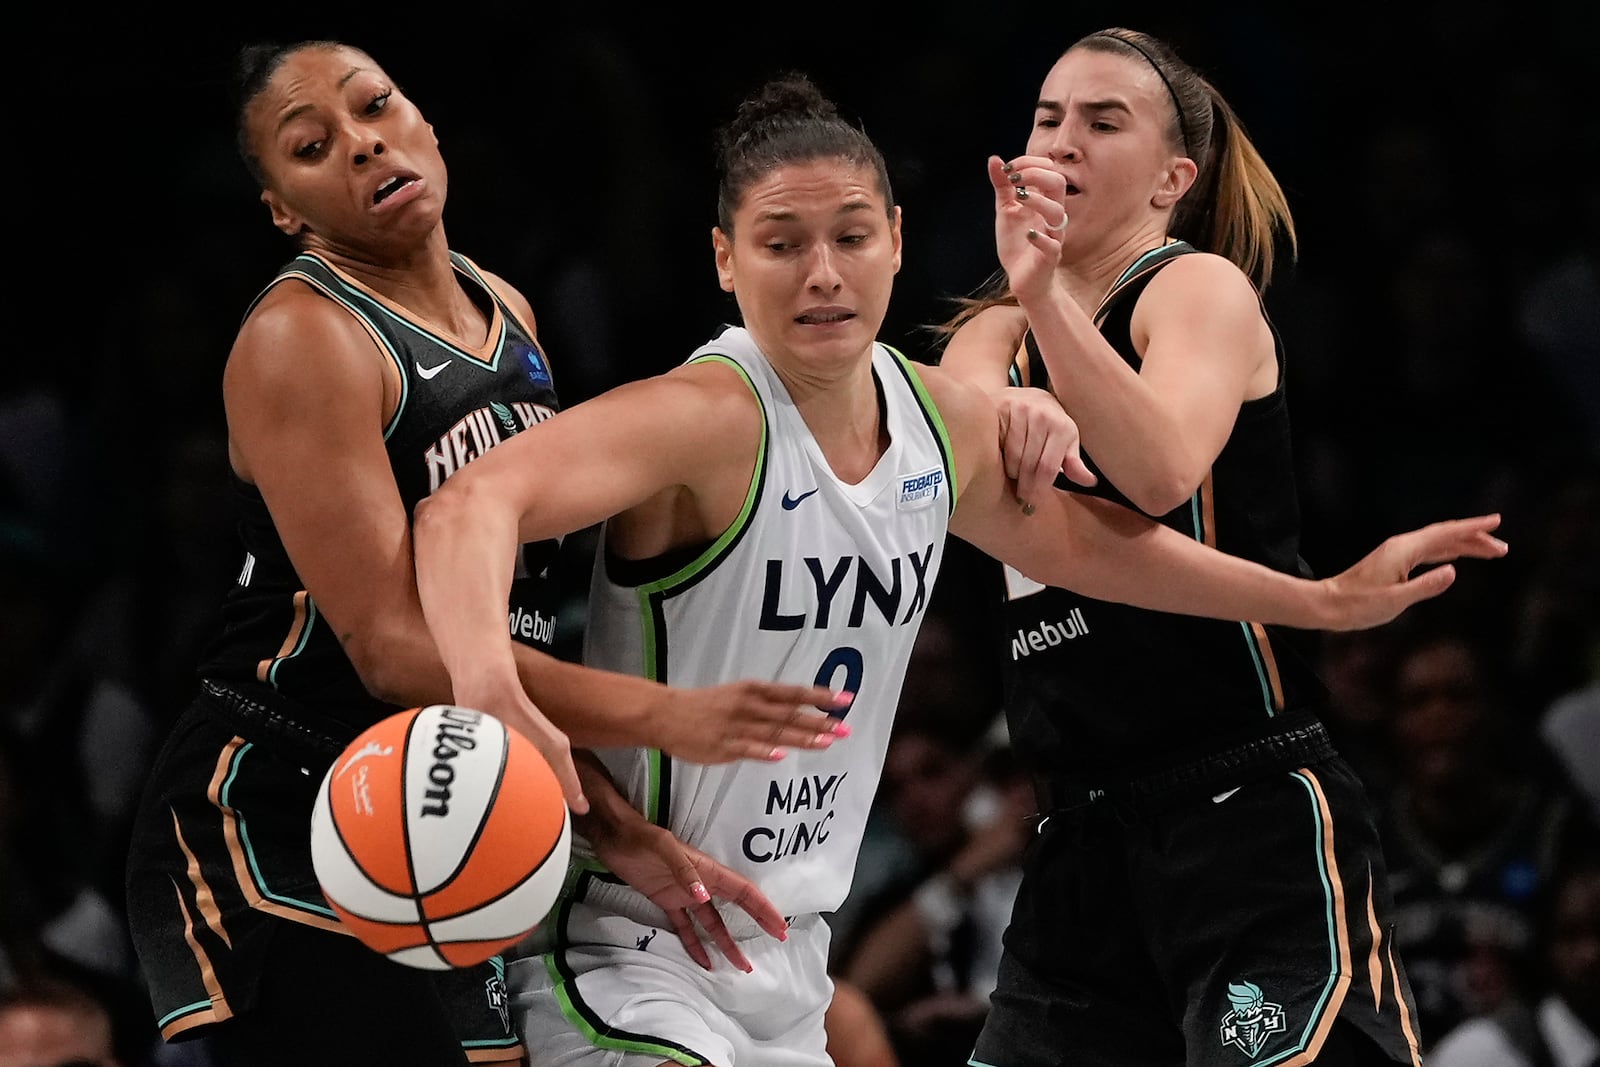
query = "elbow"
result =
(412, 480, 472, 540)
(1123, 467, 1206, 518)
(1126, 483, 1194, 518)
(342, 624, 429, 707)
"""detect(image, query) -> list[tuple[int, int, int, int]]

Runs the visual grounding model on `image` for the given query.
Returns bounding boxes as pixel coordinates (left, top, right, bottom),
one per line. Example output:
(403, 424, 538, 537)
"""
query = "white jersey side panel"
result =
(581, 326, 955, 918)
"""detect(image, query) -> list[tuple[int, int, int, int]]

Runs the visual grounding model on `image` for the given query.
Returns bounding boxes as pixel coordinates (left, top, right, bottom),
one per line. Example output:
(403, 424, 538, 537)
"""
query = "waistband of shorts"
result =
(196, 678, 360, 765)
(577, 872, 790, 944)
(1032, 708, 1336, 822)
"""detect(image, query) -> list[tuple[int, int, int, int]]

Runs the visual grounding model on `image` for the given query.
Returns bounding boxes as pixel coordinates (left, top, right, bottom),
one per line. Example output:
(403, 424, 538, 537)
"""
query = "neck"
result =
(306, 229, 484, 342)
(1057, 225, 1173, 315)
(770, 344, 887, 483)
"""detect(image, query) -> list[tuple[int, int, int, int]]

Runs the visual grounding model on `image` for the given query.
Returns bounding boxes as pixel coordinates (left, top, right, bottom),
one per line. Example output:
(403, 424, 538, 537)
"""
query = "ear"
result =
(1152, 156, 1199, 210)
(712, 227, 735, 293)
(262, 189, 307, 237)
(889, 205, 903, 276)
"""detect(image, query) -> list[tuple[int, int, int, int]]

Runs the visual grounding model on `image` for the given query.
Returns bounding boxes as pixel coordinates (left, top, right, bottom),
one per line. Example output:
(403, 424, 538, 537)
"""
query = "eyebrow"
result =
(1035, 98, 1133, 116)
(276, 65, 369, 132)
(753, 200, 877, 224)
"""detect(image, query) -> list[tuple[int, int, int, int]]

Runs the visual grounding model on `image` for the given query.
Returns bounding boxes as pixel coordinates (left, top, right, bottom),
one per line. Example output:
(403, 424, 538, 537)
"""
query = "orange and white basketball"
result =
(309, 704, 571, 970)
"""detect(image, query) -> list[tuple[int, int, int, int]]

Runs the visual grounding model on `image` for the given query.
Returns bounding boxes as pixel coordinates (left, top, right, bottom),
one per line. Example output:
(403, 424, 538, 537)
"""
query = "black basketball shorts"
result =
(971, 756, 1423, 1067)
(125, 691, 523, 1063)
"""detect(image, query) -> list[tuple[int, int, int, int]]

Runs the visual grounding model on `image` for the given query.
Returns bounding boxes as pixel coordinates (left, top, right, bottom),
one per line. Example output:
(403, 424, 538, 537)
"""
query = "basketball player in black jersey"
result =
(942, 27, 1429, 1067)
(123, 41, 851, 1066)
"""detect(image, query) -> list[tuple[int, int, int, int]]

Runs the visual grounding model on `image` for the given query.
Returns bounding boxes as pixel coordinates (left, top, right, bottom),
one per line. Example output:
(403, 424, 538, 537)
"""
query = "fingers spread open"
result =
(667, 908, 714, 971)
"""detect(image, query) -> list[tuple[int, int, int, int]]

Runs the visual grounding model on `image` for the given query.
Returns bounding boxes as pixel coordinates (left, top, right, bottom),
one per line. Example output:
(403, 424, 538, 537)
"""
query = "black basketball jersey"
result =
(197, 251, 562, 731)
(999, 241, 1329, 775)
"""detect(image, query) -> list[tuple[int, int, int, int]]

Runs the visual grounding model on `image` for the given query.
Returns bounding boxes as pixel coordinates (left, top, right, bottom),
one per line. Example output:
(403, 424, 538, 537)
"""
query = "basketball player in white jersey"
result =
(411, 75, 1506, 1067)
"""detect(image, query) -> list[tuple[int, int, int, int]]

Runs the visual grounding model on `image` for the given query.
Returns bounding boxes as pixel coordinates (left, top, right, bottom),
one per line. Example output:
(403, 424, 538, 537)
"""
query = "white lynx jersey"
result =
(581, 326, 957, 918)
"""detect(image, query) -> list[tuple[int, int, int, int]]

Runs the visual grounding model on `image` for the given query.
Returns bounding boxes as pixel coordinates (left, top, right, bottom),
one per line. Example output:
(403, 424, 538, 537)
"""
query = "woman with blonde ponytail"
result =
(942, 27, 1430, 1067)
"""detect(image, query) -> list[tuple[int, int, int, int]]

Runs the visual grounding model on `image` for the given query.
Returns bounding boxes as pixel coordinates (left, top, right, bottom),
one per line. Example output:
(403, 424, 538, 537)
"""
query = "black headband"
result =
(1096, 34, 1193, 158)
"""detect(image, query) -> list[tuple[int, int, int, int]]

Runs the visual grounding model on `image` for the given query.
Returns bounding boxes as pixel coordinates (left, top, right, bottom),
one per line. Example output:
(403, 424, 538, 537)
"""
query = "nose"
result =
(1041, 122, 1080, 164)
(1048, 137, 1080, 164)
(806, 243, 842, 293)
(352, 139, 386, 166)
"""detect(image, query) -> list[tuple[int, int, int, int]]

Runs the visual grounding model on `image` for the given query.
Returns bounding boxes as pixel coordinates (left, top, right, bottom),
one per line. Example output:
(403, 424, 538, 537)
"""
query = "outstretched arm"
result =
(413, 363, 847, 813)
(924, 363, 1507, 630)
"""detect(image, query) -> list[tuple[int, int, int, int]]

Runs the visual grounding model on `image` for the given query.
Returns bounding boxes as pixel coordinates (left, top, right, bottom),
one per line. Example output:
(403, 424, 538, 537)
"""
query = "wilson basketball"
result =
(309, 704, 571, 970)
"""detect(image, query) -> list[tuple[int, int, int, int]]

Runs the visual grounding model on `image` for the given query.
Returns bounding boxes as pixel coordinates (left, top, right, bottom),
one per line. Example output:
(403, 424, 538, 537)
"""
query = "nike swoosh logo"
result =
(781, 488, 819, 510)
(1212, 787, 1242, 804)
(416, 360, 451, 380)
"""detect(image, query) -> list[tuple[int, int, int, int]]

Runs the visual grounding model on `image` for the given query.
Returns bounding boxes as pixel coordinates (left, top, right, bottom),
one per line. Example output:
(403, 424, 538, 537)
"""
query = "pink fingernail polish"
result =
(832, 721, 852, 738)
(691, 882, 710, 903)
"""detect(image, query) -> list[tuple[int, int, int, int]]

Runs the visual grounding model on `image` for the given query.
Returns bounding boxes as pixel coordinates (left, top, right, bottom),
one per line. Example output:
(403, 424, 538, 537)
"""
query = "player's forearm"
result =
(509, 651, 666, 747)
(568, 749, 643, 846)
(1021, 290, 1201, 509)
(1051, 494, 1334, 629)
(412, 486, 526, 704)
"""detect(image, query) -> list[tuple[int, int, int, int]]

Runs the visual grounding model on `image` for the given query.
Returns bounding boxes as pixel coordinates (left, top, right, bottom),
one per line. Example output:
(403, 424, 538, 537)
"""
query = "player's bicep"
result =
(1134, 258, 1272, 458)
(938, 305, 1028, 393)
(224, 299, 419, 635)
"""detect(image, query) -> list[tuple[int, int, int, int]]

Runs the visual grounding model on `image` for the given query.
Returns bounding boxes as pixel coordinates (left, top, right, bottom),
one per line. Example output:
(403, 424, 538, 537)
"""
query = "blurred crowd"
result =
(3, 3, 1596, 1065)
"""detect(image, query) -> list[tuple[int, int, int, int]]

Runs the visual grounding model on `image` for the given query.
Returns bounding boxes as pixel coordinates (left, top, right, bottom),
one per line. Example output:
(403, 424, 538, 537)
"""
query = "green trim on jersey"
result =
(631, 352, 769, 829)
(884, 345, 959, 512)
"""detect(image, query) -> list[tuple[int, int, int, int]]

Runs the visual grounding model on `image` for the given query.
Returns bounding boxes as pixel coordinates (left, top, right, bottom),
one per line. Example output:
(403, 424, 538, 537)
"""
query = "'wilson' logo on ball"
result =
(420, 706, 483, 818)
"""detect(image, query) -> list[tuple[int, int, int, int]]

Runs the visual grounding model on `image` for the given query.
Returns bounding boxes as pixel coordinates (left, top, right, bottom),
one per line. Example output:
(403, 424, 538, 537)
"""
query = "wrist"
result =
(1308, 575, 1342, 630)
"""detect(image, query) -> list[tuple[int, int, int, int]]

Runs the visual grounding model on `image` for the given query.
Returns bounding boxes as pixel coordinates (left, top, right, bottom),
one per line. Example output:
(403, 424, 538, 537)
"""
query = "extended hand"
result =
(451, 684, 588, 819)
(1322, 514, 1508, 630)
(996, 387, 1097, 512)
(655, 682, 853, 764)
(589, 818, 786, 973)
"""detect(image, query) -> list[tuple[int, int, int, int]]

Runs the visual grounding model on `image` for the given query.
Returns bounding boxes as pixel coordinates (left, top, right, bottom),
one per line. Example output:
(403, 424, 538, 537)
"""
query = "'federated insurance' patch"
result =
(897, 467, 943, 510)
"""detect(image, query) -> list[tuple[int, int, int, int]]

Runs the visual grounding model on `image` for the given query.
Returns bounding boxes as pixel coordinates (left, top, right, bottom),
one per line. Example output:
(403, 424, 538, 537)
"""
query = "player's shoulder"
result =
(227, 280, 379, 392)
(900, 357, 993, 435)
(661, 352, 766, 418)
(1147, 249, 1258, 302)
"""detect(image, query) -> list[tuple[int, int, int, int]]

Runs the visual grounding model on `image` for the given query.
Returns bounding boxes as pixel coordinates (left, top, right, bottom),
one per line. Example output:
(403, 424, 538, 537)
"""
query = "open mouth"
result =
(795, 310, 855, 325)
(1063, 182, 1082, 195)
(373, 175, 418, 204)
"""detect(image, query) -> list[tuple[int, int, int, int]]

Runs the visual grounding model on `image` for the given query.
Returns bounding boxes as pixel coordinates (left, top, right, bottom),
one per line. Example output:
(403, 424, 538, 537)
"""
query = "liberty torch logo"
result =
(1218, 980, 1286, 1057)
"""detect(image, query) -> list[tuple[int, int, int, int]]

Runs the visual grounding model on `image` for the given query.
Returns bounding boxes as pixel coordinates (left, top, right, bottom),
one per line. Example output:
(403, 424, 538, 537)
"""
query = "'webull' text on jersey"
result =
(581, 326, 956, 918)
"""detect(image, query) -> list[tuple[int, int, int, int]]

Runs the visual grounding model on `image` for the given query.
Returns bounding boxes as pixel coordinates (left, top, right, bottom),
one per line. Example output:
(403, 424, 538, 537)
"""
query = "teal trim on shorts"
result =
(223, 743, 337, 919)
(1242, 768, 1344, 1067)
(157, 999, 213, 1031)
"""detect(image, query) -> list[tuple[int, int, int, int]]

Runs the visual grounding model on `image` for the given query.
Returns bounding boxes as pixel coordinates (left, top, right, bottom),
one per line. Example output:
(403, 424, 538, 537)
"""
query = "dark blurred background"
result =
(4, 2, 1598, 1064)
